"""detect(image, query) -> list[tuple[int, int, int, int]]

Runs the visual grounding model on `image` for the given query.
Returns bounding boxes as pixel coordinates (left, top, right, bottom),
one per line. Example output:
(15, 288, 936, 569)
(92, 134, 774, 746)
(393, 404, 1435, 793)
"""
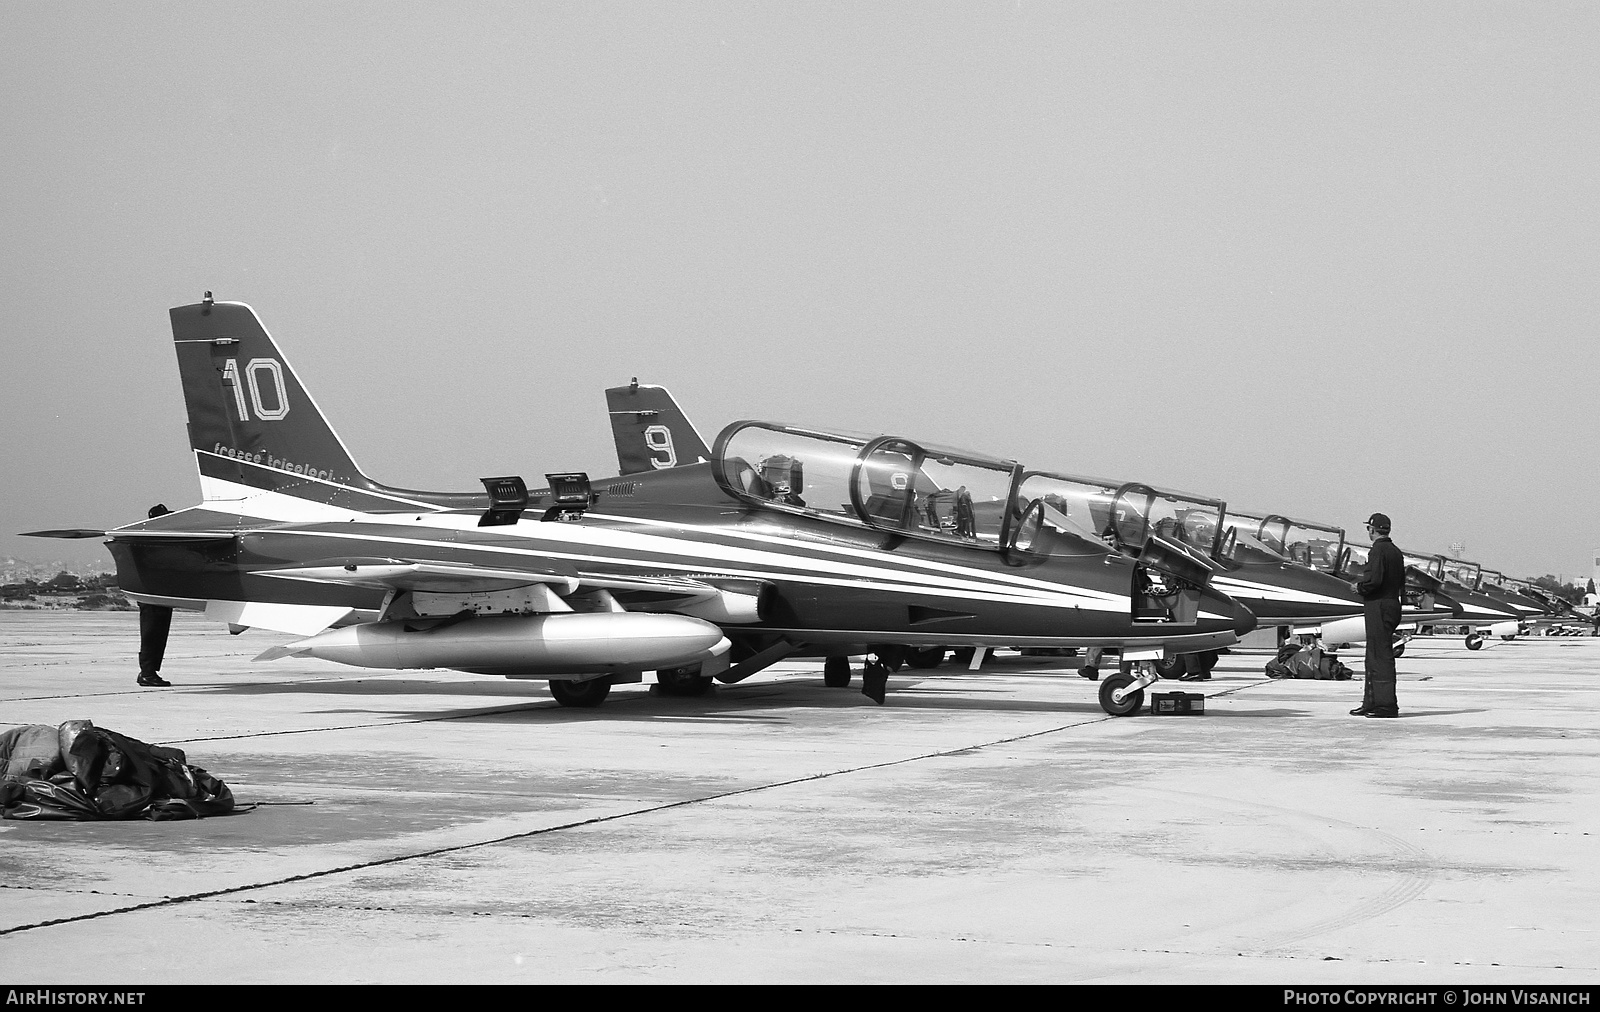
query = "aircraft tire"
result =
(1466, 632, 1484, 651)
(655, 665, 714, 697)
(907, 647, 945, 669)
(823, 656, 852, 688)
(1098, 672, 1144, 717)
(949, 647, 976, 667)
(1391, 644, 1406, 659)
(1152, 655, 1185, 680)
(550, 678, 612, 708)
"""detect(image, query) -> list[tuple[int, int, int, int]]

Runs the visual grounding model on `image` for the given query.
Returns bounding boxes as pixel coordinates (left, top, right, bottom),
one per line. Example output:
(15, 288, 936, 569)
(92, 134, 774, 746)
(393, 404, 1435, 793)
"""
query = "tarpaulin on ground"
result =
(1264, 642, 1354, 681)
(0, 720, 235, 821)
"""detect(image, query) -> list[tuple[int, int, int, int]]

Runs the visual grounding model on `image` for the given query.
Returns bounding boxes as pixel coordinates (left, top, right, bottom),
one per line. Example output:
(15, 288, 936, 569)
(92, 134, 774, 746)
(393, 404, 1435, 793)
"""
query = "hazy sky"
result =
(2, 3, 1596, 581)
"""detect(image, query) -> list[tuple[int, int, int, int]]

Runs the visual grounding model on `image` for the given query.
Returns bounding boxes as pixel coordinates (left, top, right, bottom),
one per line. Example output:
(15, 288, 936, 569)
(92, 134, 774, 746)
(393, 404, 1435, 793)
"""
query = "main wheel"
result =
(549, 678, 612, 708)
(1391, 642, 1406, 659)
(1098, 672, 1144, 717)
(907, 647, 945, 669)
(1465, 632, 1484, 651)
(823, 656, 852, 688)
(949, 646, 976, 667)
(1152, 655, 1185, 680)
(656, 665, 714, 697)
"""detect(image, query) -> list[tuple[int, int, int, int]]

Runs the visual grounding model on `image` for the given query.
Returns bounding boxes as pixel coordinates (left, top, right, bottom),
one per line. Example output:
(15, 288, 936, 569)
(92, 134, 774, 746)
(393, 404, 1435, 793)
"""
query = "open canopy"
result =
(1400, 550, 1446, 582)
(710, 421, 1237, 583)
(1222, 511, 1345, 570)
(1440, 557, 1483, 591)
(714, 421, 1026, 548)
(1015, 472, 1227, 558)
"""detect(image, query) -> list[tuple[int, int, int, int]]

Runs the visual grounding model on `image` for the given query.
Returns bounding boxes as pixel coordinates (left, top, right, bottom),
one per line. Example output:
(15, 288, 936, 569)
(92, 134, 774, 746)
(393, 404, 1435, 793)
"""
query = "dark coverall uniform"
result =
(1355, 535, 1405, 716)
(136, 503, 175, 686)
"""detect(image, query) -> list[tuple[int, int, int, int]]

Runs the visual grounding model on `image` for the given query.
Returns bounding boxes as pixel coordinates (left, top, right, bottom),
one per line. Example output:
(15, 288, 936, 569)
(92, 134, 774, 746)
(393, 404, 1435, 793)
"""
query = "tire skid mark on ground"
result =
(1119, 784, 1438, 952)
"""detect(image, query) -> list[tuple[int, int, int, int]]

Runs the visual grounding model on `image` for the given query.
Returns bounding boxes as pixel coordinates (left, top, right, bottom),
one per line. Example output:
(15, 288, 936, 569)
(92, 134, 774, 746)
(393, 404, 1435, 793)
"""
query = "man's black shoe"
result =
(1179, 672, 1211, 682)
(1078, 666, 1099, 681)
(1365, 710, 1399, 719)
(1349, 706, 1372, 716)
(136, 672, 171, 687)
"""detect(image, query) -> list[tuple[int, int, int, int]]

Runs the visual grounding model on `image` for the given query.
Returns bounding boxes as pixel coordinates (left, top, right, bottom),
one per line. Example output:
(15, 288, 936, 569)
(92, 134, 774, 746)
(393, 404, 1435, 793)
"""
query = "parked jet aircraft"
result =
(1477, 570, 1550, 628)
(1369, 551, 1519, 650)
(26, 298, 1254, 716)
(602, 383, 1368, 677)
(1432, 557, 1527, 648)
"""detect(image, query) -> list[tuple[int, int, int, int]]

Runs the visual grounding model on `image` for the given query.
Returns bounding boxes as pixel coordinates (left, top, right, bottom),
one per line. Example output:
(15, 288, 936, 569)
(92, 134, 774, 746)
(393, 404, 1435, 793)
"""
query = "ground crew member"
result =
(1352, 512, 1404, 718)
(136, 504, 174, 688)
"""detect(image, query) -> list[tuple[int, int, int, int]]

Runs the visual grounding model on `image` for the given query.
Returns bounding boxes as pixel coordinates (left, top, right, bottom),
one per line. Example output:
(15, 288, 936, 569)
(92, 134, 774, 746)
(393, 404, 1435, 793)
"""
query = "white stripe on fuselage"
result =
(1211, 574, 1353, 609)
(183, 478, 1140, 614)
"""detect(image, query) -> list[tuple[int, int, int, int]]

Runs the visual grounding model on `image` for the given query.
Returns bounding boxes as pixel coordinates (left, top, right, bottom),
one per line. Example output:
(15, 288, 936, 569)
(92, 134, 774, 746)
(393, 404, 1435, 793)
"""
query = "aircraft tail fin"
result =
(170, 297, 486, 514)
(604, 381, 713, 475)
(171, 297, 377, 506)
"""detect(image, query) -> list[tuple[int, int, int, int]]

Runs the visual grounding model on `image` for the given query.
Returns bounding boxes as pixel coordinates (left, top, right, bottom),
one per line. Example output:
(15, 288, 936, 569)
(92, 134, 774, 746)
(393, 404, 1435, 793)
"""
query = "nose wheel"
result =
(1098, 661, 1160, 716)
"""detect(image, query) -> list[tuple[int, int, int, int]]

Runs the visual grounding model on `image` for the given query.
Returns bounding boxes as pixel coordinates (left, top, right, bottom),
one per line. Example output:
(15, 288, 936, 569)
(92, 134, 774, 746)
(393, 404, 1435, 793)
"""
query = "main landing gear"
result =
(1098, 660, 1162, 717)
(549, 678, 612, 708)
(1152, 650, 1220, 681)
(1465, 631, 1485, 651)
(821, 651, 905, 704)
(655, 664, 715, 697)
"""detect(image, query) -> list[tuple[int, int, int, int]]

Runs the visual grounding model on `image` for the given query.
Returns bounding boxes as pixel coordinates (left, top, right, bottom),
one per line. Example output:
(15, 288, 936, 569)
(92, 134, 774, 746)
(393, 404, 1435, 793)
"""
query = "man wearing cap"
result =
(1352, 512, 1404, 718)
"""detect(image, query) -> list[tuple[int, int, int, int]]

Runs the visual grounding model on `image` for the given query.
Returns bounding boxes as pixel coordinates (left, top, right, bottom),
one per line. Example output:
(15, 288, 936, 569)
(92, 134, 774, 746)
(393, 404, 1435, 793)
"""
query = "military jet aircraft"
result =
(26, 298, 1255, 716)
(1354, 551, 1518, 650)
(1477, 571, 1551, 629)
(1430, 557, 1527, 648)
(603, 383, 1368, 679)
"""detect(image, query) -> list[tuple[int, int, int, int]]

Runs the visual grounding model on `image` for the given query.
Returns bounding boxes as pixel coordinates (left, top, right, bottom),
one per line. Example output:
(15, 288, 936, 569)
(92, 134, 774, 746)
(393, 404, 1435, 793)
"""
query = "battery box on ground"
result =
(1150, 691, 1205, 715)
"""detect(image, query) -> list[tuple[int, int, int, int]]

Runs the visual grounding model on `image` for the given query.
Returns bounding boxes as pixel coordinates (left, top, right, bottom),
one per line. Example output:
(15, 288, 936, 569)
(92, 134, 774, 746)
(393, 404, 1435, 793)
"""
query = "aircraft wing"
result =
(256, 559, 586, 594)
(254, 558, 732, 604)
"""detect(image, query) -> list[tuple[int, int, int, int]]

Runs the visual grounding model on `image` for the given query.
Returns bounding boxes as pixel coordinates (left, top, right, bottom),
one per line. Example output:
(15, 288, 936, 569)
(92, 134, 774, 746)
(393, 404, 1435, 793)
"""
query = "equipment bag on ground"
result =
(0, 720, 235, 821)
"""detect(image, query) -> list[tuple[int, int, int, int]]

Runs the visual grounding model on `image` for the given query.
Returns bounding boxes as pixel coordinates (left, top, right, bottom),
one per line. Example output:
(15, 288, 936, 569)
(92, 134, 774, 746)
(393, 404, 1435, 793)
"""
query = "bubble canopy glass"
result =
(1222, 511, 1345, 570)
(1401, 551, 1445, 582)
(1014, 472, 1227, 558)
(713, 421, 1026, 548)
(1441, 558, 1482, 590)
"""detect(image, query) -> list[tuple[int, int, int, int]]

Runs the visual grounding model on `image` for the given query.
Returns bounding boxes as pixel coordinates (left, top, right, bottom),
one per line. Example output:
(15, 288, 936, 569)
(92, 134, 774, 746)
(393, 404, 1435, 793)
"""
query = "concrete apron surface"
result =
(0, 611, 1596, 984)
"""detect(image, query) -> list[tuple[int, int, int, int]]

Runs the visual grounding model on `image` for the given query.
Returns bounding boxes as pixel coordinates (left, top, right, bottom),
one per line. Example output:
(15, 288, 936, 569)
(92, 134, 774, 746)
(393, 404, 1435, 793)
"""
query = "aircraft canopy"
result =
(1015, 472, 1226, 558)
(1441, 558, 1482, 591)
(714, 421, 1025, 549)
(1223, 511, 1345, 570)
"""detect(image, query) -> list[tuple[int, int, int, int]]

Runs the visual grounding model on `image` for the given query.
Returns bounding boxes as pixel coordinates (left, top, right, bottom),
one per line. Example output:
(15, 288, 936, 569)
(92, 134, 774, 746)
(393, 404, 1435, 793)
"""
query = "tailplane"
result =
(604, 380, 712, 475)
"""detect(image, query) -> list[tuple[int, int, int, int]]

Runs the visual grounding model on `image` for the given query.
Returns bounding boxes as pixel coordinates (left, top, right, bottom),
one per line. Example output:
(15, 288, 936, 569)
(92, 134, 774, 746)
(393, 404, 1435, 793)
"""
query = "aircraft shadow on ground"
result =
(176, 670, 1342, 725)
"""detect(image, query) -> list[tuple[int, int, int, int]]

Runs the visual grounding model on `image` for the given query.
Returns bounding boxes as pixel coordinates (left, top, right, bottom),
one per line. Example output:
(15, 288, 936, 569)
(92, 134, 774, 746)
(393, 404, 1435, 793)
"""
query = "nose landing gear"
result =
(1098, 660, 1161, 716)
